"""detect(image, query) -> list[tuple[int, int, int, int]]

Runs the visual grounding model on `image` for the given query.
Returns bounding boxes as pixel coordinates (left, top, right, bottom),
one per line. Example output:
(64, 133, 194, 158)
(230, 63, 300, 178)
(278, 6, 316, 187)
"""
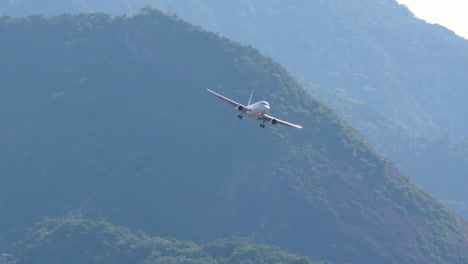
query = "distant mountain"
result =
(0, 8, 467, 264)
(4, 219, 324, 264)
(3, 0, 467, 219)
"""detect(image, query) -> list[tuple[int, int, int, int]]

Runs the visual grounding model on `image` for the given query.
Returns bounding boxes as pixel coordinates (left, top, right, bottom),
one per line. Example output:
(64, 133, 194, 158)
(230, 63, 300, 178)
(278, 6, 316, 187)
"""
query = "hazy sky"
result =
(396, 0, 468, 39)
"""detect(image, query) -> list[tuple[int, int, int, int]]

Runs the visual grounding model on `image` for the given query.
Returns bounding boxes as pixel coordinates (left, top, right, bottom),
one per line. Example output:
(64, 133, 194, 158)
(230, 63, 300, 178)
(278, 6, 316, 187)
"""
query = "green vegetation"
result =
(4, 219, 325, 264)
(0, 7, 466, 264)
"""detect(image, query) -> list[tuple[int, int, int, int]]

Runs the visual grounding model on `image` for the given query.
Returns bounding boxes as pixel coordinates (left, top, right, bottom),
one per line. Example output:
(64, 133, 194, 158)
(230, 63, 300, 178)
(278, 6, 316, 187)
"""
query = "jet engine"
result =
(235, 105, 244, 112)
(270, 119, 278, 125)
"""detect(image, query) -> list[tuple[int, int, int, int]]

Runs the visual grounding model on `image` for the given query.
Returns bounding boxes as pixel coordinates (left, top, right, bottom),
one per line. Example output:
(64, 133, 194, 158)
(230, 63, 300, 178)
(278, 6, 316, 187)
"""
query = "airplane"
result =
(206, 89, 303, 129)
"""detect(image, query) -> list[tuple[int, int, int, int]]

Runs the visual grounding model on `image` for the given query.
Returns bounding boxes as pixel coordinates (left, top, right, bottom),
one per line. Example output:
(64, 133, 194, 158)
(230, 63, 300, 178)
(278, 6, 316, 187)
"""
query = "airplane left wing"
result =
(206, 89, 242, 107)
(262, 114, 303, 129)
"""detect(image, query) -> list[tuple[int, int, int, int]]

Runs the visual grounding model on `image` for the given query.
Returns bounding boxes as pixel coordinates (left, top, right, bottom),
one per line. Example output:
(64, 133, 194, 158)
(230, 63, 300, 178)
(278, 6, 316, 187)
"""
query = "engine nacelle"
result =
(270, 119, 278, 125)
(235, 105, 244, 112)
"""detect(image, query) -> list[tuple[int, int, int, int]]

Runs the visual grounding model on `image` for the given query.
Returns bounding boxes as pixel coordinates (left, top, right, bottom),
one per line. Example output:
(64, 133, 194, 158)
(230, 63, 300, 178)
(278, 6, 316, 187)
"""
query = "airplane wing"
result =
(206, 89, 248, 110)
(262, 114, 303, 129)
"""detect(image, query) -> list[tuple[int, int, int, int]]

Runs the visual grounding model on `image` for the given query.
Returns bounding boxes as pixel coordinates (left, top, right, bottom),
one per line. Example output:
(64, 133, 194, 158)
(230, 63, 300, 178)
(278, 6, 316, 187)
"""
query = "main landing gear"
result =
(259, 124, 266, 128)
(237, 114, 243, 119)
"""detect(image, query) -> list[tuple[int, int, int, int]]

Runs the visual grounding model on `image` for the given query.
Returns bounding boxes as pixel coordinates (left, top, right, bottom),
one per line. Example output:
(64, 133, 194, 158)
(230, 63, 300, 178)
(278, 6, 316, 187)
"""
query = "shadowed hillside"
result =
(0, 9, 467, 264)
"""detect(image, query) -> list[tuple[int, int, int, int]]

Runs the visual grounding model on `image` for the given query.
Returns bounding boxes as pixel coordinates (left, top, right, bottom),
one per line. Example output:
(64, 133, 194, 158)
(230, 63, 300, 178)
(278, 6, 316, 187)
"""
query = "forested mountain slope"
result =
(0, 9, 467, 264)
(128, 0, 468, 218)
(3, 0, 467, 220)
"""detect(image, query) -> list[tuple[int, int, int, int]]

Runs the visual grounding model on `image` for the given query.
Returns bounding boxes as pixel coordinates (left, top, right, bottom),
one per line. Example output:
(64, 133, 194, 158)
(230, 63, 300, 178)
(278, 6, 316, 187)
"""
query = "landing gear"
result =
(259, 124, 265, 128)
(237, 114, 243, 119)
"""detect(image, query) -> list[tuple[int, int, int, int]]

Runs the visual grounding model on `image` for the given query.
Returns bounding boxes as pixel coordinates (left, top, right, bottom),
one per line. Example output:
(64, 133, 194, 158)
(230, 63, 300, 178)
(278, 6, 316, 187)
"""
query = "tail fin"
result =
(248, 90, 254, 105)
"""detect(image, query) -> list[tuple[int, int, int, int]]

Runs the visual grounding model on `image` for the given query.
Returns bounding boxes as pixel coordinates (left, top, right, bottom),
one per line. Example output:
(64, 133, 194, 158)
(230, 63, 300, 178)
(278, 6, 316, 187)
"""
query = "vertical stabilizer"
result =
(248, 90, 254, 106)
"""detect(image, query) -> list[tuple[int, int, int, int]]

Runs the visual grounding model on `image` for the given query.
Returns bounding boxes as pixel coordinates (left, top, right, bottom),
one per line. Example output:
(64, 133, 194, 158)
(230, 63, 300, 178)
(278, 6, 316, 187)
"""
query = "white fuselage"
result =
(245, 101, 270, 118)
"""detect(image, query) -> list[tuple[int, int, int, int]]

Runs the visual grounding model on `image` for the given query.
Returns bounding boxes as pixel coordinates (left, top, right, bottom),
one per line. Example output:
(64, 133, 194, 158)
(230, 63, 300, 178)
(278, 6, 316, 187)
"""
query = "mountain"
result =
(0, 8, 467, 264)
(4, 219, 325, 264)
(123, 0, 468, 218)
(3, 0, 467, 219)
